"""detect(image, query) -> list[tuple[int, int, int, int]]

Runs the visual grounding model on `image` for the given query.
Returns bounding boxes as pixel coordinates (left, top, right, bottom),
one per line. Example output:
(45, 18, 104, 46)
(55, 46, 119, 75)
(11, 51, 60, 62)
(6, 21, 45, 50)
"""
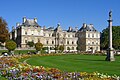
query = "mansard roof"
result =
(22, 18, 40, 27)
(79, 24, 97, 32)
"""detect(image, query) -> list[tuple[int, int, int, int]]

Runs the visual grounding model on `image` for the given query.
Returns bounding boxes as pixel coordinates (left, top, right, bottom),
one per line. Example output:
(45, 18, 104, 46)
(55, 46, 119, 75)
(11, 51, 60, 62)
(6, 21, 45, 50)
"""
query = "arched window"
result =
(72, 47, 74, 50)
(52, 41, 54, 44)
(72, 41, 74, 44)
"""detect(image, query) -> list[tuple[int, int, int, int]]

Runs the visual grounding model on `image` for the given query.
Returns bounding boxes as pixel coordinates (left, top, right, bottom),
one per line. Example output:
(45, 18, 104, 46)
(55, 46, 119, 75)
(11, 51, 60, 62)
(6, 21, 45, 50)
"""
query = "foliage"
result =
(101, 26, 120, 50)
(27, 41, 34, 47)
(59, 45, 64, 52)
(42, 47, 48, 50)
(5, 40, 17, 52)
(0, 17, 9, 43)
(55, 46, 59, 50)
(35, 42, 43, 51)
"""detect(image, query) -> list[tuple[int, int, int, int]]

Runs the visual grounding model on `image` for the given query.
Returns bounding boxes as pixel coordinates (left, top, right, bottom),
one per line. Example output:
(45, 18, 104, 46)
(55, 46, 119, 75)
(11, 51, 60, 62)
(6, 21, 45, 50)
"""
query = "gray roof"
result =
(54, 23, 62, 32)
(22, 19, 40, 27)
(79, 24, 97, 32)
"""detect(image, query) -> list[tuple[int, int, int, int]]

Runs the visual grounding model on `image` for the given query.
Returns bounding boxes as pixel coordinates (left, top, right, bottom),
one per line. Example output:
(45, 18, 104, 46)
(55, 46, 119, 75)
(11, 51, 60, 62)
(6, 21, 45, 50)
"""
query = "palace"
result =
(10, 17, 100, 52)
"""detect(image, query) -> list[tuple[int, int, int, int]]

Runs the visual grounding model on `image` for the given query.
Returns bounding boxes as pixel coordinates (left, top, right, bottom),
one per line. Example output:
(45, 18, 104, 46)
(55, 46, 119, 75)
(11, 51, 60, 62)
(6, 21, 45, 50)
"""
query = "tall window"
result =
(67, 41, 69, 44)
(72, 47, 74, 50)
(96, 47, 98, 50)
(92, 34, 94, 38)
(44, 33, 45, 36)
(52, 41, 54, 44)
(96, 33, 98, 38)
(25, 40, 27, 43)
(72, 35, 74, 37)
(88, 34, 90, 37)
(25, 32, 27, 35)
(46, 40, 48, 44)
(72, 41, 74, 44)
(68, 34, 70, 37)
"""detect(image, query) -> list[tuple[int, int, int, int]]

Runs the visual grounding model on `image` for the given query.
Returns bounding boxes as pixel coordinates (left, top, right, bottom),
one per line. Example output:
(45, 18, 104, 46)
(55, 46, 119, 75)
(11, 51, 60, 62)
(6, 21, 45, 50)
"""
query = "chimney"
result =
(90, 24, 93, 27)
(34, 17, 37, 22)
(83, 23, 87, 28)
(23, 16, 26, 23)
(75, 27, 78, 32)
(69, 27, 72, 31)
(43, 26, 46, 30)
(16, 23, 20, 27)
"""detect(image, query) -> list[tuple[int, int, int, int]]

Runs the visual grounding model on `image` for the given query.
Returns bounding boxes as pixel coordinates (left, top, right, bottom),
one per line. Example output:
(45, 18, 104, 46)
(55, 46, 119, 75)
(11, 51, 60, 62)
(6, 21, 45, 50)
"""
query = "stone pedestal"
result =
(105, 48, 115, 61)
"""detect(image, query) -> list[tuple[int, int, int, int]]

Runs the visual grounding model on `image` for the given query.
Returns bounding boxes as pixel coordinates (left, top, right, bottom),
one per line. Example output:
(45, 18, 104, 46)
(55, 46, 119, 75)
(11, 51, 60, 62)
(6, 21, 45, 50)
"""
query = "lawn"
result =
(25, 54, 120, 76)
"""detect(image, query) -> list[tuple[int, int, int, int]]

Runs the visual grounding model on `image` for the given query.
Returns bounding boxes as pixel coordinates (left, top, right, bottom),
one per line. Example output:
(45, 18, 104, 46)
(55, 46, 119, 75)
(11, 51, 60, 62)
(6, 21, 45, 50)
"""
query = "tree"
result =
(0, 17, 9, 43)
(59, 45, 64, 53)
(101, 26, 120, 50)
(5, 40, 17, 55)
(35, 42, 43, 51)
(27, 41, 34, 48)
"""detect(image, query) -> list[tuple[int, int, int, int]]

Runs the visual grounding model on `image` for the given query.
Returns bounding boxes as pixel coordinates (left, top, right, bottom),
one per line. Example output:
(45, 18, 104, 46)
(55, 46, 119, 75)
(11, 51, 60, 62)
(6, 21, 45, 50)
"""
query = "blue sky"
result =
(0, 0, 120, 32)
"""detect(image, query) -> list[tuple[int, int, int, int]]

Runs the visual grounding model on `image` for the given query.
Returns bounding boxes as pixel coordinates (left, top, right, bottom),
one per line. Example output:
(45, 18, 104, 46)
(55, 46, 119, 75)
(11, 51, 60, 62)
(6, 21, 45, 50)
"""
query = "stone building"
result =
(10, 17, 100, 52)
(77, 23, 100, 52)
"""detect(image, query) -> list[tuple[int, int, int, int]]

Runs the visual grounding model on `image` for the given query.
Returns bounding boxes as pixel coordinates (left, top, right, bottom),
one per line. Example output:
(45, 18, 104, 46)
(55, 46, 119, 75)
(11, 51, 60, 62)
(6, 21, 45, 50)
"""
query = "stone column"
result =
(105, 10, 115, 61)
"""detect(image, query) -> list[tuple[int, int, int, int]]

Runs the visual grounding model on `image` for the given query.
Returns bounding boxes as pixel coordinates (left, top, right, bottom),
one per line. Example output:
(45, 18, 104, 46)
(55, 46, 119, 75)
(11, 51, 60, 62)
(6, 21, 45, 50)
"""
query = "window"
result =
(92, 42, 94, 45)
(96, 42, 98, 45)
(88, 34, 90, 37)
(68, 34, 70, 37)
(25, 40, 27, 43)
(72, 35, 74, 37)
(96, 34, 98, 38)
(38, 39, 40, 42)
(49, 34, 51, 37)
(67, 47, 70, 50)
(44, 33, 45, 36)
(88, 43, 90, 45)
(67, 41, 69, 44)
(96, 47, 98, 50)
(92, 34, 94, 38)
(72, 47, 74, 50)
(52, 41, 54, 44)
(32, 40, 34, 42)
(25, 32, 27, 35)
(46, 40, 48, 44)
(72, 41, 74, 44)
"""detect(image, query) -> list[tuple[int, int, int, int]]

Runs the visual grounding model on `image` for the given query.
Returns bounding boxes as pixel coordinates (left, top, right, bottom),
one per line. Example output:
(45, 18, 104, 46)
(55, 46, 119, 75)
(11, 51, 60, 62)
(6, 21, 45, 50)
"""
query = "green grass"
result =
(25, 54, 120, 76)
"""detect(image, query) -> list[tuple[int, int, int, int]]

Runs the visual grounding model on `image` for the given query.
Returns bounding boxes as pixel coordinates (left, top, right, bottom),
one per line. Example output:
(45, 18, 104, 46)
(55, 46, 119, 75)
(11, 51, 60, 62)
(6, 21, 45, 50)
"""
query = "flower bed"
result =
(0, 54, 119, 80)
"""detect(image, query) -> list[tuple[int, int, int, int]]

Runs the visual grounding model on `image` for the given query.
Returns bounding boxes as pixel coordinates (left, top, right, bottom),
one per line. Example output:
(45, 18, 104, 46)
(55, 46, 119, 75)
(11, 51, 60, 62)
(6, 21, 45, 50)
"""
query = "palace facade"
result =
(10, 17, 100, 52)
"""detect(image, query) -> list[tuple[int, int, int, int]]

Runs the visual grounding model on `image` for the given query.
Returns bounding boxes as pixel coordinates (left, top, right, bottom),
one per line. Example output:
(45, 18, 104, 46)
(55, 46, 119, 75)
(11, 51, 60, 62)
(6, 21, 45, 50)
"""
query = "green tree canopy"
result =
(0, 17, 9, 43)
(5, 40, 17, 52)
(35, 42, 43, 51)
(59, 45, 64, 52)
(27, 41, 34, 47)
(101, 26, 120, 50)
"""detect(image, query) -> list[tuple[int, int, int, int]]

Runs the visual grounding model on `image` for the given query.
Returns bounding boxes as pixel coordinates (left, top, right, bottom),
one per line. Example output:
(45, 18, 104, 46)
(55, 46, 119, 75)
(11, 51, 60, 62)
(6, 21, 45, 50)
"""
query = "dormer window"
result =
(49, 34, 51, 37)
(25, 32, 27, 35)
(68, 34, 70, 37)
